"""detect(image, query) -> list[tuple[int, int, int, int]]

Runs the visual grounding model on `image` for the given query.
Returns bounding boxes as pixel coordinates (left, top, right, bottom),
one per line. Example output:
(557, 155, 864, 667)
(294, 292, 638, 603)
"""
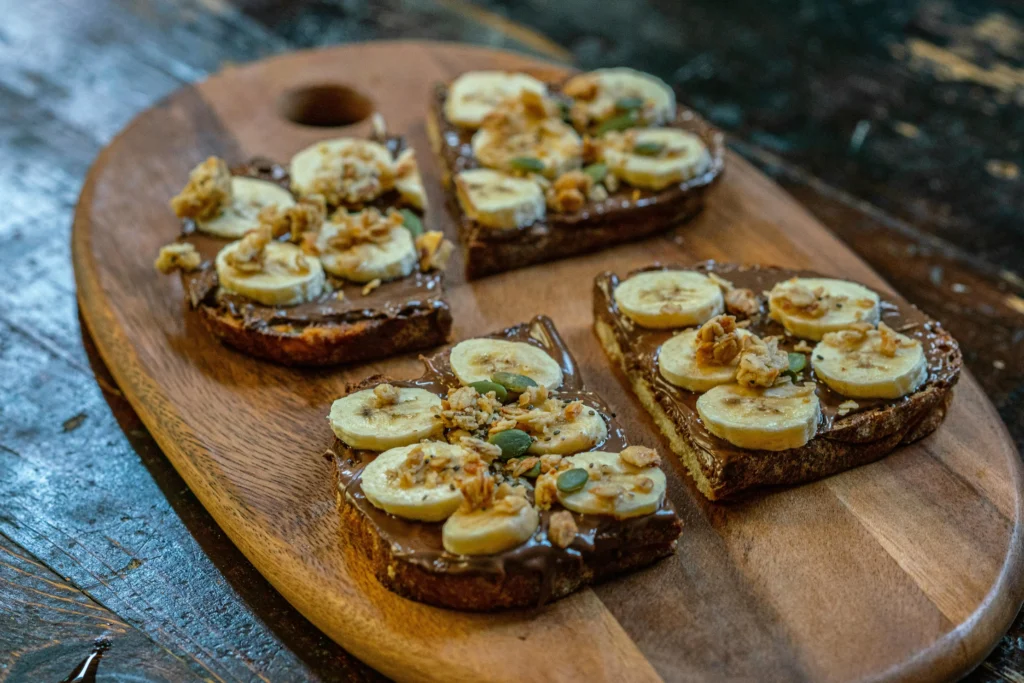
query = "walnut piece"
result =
(822, 322, 875, 349)
(154, 243, 202, 274)
(548, 510, 578, 548)
(361, 278, 382, 296)
(736, 335, 789, 388)
(415, 230, 454, 272)
(533, 473, 559, 510)
(438, 386, 503, 437)
(224, 226, 271, 273)
(459, 435, 502, 463)
(619, 445, 661, 469)
(511, 456, 540, 478)
(258, 194, 326, 243)
(322, 208, 402, 253)
(169, 156, 233, 221)
(725, 288, 759, 317)
(310, 143, 395, 206)
(458, 470, 495, 512)
(546, 170, 592, 213)
(772, 279, 847, 318)
(877, 322, 899, 357)
(695, 315, 741, 366)
(373, 383, 400, 407)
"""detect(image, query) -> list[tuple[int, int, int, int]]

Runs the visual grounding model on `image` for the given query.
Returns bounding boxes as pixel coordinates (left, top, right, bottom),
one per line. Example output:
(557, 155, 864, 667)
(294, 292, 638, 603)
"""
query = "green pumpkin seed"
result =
(632, 141, 665, 156)
(489, 429, 533, 460)
(524, 461, 542, 478)
(594, 110, 639, 135)
(614, 96, 645, 111)
(583, 163, 608, 183)
(557, 468, 589, 493)
(782, 352, 807, 382)
(491, 372, 538, 394)
(469, 380, 508, 402)
(399, 209, 424, 237)
(509, 156, 545, 173)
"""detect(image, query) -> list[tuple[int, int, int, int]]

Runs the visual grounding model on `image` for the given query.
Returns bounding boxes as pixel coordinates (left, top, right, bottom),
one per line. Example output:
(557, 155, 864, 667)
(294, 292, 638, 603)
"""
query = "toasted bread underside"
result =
(594, 319, 957, 501)
(199, 304, 452, 367)
(333, 475, 680, 611)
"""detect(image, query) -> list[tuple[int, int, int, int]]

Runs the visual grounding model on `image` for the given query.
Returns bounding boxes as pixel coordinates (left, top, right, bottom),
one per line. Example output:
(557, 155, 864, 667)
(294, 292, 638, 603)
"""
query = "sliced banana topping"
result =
(527, 401, 608, 455)
(315, 209, 417, 283)
(449, 338, 563, 389)
(360, 442, 471, 522)
(289, 138, 394, 205)
(563, 67, 676, 131)
(614, 270, 724, 329)
(442, 481, 539, 555)
(769, 277, 881, 341)
(555, 450, 667, 520)
(329, 384, 443, 450)
(445, 71, 548, 129)
(454, 168, 546, 230)
(393, 148, 428, 211)
(696, 382, 821, 451)
(659, 323, 756, 392)
(601, 128, 711, 191)
(812, 322, 927, 399)
(471, 91, 582, 179)
(198, 177, 296, 239)
(215, 233, 325, 307)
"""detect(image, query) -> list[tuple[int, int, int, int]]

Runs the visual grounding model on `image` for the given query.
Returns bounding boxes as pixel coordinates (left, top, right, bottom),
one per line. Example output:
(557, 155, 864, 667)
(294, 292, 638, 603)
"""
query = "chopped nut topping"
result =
(725, 288, 759, 317)
(362, 278, 382, 296)
(619, 445, 661, 469)
(877, 322, 899, 357)
(154, 243, 202, 274)
(511, 456, 540, 478)
(564, 76, 599, 101)
(736, 335, 789, 388)
(258, 194, 326, 243)
(385, 445, 461, 491)
(224, 226, 272, 273)
(590, 483, 625, 500)
(837, 400, 860, 416)
(170, 156, 233, 220)
(539, 454, 566, 474)
(771, 279, 847, 319)
(581, 137, 602, 164)
(459, 435, 502, 463)
(695, 315, 741, 366)
(533, 473, 559, 510)
(793, 340, 813, 353)
(822, 322, 875, 348)
(634, 476, 655, 493)
(458, 469, 495, 511)
(310, 143, 395, 206)
(320, 207, 403, 254)
(373, 383, 400, 407)
(548, 510, 578, 548)
(546, 170, 592, 213)
(707, 272, 734, 291)
(415, 230, 454, 272)
(438, 386, 503, 436)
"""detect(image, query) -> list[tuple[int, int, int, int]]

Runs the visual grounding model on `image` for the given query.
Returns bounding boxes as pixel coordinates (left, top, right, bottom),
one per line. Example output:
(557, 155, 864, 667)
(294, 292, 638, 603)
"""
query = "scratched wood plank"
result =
(71, 41, 1024, 682)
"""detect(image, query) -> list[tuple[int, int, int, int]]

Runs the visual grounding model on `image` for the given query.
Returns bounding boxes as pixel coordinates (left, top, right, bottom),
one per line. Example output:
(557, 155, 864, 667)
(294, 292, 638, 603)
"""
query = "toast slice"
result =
(327, 316, 683, 610)
(593, 263, 962, 500)
(161, 141, 453, 366)
(427, 72, 725, 280)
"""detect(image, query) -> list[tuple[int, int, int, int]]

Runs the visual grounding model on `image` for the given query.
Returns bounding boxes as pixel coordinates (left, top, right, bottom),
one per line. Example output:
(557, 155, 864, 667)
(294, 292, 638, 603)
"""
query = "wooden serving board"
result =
(72, 41, 1024, 682)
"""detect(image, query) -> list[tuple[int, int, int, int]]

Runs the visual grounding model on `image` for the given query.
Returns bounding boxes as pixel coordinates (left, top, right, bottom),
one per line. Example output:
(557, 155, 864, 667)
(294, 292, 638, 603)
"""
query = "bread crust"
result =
(198, 303, 452, 367)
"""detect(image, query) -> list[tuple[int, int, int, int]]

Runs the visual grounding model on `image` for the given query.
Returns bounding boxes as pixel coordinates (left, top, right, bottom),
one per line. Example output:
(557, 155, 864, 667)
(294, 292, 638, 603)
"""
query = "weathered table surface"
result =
(0, 1, 1021, 681)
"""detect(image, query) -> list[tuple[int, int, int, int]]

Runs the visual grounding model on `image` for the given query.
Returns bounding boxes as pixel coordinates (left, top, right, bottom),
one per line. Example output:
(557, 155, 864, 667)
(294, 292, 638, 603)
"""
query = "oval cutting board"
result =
(72, 41, 1024, 682)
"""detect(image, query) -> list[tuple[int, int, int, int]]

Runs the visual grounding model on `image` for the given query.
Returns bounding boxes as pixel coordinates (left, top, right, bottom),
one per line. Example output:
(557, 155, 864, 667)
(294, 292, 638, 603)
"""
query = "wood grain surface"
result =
(71, 41, 1024, 682)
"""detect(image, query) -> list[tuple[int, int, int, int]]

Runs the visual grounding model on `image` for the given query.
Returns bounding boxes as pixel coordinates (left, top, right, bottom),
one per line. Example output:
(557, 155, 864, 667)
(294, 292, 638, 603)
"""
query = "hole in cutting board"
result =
(278, 84, 374, 127)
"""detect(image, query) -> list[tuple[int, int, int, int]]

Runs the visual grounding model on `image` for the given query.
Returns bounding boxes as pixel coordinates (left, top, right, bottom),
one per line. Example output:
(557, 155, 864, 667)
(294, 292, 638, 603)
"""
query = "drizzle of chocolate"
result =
(432, 82, 726, 238)
(176, 155, 446, 331)
(594, 263, 962, 471)
(331, 316, 681, 597)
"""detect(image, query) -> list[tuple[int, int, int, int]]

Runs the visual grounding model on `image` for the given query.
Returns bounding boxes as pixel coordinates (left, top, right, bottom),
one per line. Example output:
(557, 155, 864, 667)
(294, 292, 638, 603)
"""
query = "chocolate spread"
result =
(594, 263, 962, 493)
(431, 82, 726, 241)
(330, 316, 682, 594)
(177, 158, 447, 332)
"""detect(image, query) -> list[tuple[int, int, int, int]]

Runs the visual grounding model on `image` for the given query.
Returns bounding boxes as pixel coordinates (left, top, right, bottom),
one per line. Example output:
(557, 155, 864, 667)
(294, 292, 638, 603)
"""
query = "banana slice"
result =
(812, 326, 927, 399)
(360, 442, 468, 522)
(602, 128, 711, 191)
(449, 338, 563, 389)
(289, 138, 394, 200)
(442, 501, 539, 555)
(471, 118, 582, 179)
(393, 148, 428, 210)
(768, 278, 881, 341)
(329, 386, 443, 450)
(444, 71, 548, 128)
(316, 221, 417, 283)
(556, 451, 667, 519)
(614, 270, 724, 329)
(528, 406, 608, 455)
(215, 240, 325, 306)
(563, 67, 675, 128)
(454, 168, 546, 230)
(197, 177, 296, 238)
(658, 327, 755, 392)
(696, 382, 821, 451)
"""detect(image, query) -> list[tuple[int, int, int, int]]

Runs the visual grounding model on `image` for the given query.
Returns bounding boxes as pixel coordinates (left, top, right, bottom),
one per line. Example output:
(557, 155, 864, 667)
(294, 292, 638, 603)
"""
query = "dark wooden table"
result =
(0, 1, 1021, 680)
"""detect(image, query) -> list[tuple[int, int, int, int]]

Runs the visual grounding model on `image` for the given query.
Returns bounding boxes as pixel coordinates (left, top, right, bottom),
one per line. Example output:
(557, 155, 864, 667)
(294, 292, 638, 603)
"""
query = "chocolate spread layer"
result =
(331, 317, 681, 586)
(177, 157, 447, 332)
(594, 263, 962, 479)
(431, 82, 726, 243)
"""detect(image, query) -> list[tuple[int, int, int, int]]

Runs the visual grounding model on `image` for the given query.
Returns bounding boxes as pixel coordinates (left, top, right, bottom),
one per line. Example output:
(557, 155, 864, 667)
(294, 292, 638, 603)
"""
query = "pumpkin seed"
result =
(583, 163, 608, 183)
(783, 352, 807, 382)
(508, 156, 545, 173)
(632, 141, 665, 156)
(469, 380, 508, 403)
(491, 372, 538, 394)
(557, 468, 589, 493)
(524, 461, 542, 478)
(594, 110, 639, 135)
(399, 209, 423, 237)
(614, 96, 644, 111)
(489, 429, 533, 460)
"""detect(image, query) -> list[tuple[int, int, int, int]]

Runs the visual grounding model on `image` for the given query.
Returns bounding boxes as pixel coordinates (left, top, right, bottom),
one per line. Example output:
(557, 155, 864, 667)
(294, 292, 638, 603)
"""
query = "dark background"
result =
(0, 0, 1021, 680)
